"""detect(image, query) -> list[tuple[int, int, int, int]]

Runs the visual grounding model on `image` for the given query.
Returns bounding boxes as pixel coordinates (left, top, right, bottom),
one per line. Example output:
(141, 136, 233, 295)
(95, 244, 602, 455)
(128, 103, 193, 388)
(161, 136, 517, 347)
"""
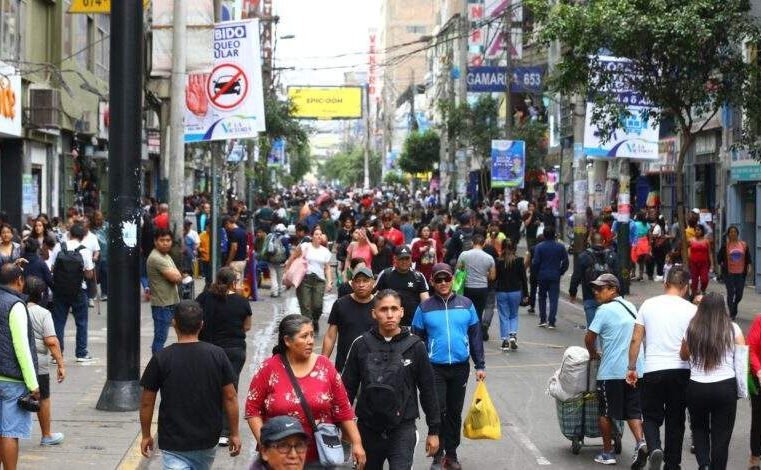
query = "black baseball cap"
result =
(431, 263, 453, 278)
(396, 245, 412, 258)
(260, 416, 307, 444)
(352, 266, 374, 280)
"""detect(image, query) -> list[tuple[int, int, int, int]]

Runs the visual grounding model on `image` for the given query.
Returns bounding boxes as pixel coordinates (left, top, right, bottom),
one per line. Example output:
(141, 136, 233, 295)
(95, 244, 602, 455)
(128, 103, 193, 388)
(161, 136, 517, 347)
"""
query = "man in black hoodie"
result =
(342, 289, 440, 470)
(569, 233, 618, 326)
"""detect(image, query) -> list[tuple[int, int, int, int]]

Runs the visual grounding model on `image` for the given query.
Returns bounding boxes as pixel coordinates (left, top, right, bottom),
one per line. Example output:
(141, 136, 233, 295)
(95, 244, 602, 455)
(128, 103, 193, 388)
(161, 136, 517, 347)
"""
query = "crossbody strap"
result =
(280, 354, 318, 433)
(613, 299, 637, 320)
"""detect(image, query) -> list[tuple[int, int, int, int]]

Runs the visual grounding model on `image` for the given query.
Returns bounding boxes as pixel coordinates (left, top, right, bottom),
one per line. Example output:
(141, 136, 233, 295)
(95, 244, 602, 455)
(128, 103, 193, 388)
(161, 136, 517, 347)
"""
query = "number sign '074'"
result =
(69, 0, 149, 14)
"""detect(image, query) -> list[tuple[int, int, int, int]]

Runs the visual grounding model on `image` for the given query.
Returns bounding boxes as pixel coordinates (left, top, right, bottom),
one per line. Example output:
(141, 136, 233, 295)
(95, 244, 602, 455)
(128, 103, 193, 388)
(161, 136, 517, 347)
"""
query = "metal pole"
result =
(168, 0, 187, 240)
(364, 84, 371, 189)
(97, 0, 143, 411)
(211, 144, 220, 282)
(504, 9, 513, 137)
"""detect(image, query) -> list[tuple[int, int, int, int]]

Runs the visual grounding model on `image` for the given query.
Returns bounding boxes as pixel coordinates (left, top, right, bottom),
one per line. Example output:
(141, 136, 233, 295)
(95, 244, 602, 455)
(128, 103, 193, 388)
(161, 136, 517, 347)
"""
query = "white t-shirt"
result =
(635, 294, 696, 373)
(65, 231, 100, 255)
(688, 323, 742, 383)
(300, 242, 332, 280)
(63, 239, 94, 289)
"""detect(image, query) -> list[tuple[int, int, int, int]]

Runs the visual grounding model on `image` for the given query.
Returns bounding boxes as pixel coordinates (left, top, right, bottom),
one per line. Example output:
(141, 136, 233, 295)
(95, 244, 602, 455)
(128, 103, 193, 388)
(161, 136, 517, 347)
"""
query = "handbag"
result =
(280, 354, 346, 466)
(283, 246, 308, 289)
(735, 344, 750, 399)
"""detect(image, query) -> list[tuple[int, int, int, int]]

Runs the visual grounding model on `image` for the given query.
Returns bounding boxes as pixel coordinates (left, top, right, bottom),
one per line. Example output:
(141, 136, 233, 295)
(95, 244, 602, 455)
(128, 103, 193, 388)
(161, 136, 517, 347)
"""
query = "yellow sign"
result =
(69, 0, 149, 14)
(287, 86, 363, 120)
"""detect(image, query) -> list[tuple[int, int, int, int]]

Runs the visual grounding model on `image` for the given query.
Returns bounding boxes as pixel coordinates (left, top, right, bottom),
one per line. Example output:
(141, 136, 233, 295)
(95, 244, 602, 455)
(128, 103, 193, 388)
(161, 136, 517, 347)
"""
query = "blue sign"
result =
(491, 140, 525, 188)
(267, 138, 285, 167)
(466, 66, 544, 93)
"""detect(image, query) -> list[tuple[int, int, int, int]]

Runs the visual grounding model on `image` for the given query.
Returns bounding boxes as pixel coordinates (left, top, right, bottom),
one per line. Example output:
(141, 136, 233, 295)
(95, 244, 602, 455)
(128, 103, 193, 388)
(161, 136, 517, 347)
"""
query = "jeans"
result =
(432, 362, 470, 456)
(537, 279, 560, 326)
(641, 369, 690, 469)
(686, 378, 737, 470)
(162, 447, 216, 470)
(52, 290, 89, 358)
(528, 272, 538, 309)
(463, 287, 489, 323)
(481, 290, 496, 328)
(496, 291, 521, 338)
(96, 259, 108, 297)
(268, 262, 284, 295)
(689, 259, 710, 295)
(0, 381, 31, 439)
(151, 305, 177, 354)
(725, 273, 746, 319)
(358, 419, 417, 470)
(296, 273, 326, 330)
(583, 299, 599, 327)
(140, 257, 149, 291)
(199, 260, 212, 288)
(220, 346, 246, 437)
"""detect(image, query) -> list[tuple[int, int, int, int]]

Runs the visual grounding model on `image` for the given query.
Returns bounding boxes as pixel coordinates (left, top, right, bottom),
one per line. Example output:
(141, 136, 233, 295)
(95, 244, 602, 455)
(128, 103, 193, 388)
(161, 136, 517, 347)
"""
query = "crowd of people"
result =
(0, 186, 758, 470)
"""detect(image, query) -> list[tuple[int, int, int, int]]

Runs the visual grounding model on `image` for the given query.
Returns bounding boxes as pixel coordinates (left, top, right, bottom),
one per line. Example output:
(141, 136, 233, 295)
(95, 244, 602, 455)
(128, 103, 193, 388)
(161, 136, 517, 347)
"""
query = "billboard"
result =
(0, 63, 22, 137)
(287, 86, 363, 120)
(184, 19, 267, 142)
(491, 140, 525, 188)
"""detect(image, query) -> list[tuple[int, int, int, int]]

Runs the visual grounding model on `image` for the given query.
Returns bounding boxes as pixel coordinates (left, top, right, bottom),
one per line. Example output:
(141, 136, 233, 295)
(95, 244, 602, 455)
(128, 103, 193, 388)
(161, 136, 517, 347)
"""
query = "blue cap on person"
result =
(260, 416, 307, 444)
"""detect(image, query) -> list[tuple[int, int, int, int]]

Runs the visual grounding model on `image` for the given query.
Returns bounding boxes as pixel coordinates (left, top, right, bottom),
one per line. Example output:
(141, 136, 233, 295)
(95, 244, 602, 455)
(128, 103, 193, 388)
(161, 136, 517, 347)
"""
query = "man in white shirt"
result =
(626, 266, 695, 470)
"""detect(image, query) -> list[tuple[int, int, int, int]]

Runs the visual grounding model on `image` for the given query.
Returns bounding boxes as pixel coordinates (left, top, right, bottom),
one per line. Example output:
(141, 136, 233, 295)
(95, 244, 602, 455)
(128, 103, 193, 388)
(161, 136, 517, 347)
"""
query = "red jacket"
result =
(749, 314, 761, 376)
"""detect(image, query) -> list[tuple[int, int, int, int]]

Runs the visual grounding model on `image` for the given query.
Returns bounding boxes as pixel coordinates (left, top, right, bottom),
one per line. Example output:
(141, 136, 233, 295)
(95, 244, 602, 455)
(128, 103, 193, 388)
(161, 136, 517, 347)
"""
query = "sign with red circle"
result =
(206, 63, 249, 110)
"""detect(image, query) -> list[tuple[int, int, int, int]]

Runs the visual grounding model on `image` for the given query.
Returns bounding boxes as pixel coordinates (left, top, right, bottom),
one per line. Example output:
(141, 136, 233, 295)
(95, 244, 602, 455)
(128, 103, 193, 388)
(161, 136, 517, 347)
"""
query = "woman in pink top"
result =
(718, 225, 752, 319)
(688, 224, 711, 297)
(344, 228, 377, 278)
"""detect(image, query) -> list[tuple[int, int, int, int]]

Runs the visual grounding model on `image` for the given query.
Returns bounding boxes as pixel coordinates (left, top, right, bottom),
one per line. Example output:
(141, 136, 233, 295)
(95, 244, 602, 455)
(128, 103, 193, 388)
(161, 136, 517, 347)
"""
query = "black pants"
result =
(641, 369, 690, 469)
(433, 362, 470, 456)
(652, 244, 668, 277)
(464, 287, 489, 323)
(751, 381, 761, 456)
(358, 420, 417, 470)
(528, 272, 538, 309)
(221, 346, 246, 437)
(725, 273, 746, 319)
(686, 378, 737, 470)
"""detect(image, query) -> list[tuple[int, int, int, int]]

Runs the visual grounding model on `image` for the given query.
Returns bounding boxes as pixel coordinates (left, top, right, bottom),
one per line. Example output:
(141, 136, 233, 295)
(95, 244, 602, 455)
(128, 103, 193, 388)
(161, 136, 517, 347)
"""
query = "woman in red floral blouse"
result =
(245, 314, 366, 467)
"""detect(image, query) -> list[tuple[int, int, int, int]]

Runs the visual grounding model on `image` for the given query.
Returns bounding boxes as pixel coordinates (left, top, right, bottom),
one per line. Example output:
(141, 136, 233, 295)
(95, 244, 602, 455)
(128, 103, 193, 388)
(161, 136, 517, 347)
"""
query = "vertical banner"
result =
(185, 19, 266, 142)
(491, 140, 525, 188)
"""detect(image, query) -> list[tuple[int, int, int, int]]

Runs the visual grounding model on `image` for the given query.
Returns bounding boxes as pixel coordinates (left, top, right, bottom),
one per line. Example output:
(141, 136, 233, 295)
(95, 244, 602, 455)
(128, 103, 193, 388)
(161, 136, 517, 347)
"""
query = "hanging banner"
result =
(0, 63, 22, 137)
(185, 19, 266, 142)
(150, 0, 214, 77)
(491, 140, 525, 188)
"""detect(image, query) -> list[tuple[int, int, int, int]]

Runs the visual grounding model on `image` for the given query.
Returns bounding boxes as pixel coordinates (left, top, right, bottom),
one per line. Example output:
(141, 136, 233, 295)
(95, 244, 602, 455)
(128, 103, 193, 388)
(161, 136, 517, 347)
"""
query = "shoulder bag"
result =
(280, 354, 346, 466)
(283, 245, 308, 289)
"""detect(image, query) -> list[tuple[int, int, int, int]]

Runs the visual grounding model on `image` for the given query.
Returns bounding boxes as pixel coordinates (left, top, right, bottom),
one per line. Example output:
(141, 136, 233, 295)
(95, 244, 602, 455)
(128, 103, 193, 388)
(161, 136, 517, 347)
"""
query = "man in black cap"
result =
(251, 415, 309, 470)
(374, 245, 429, 326)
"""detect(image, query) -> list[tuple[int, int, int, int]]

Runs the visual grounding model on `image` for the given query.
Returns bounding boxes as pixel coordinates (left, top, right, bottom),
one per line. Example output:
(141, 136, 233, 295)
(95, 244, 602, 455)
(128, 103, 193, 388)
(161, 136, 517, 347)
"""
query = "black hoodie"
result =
(341, 327, 440, 435)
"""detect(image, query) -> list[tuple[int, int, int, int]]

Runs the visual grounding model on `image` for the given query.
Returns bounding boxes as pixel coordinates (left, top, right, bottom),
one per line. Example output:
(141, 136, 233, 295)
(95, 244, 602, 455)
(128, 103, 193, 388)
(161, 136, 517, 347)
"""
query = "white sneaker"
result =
(218, 436, 229, 447)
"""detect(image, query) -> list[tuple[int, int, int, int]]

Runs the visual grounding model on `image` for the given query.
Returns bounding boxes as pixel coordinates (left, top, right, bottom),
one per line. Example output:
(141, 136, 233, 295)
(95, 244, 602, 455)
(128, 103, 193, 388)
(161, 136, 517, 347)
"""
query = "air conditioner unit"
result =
(28, 89, 61, 129)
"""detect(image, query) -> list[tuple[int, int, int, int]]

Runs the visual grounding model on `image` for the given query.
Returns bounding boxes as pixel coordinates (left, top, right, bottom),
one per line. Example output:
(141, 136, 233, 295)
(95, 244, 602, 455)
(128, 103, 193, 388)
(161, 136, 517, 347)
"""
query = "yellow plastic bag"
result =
(463, 381, 501, 440)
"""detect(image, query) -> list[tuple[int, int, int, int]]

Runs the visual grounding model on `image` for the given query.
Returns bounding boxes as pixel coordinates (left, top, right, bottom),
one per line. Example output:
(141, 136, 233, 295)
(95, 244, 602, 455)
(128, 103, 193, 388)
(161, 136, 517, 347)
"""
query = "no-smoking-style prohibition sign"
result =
(206, 63, 249, 110)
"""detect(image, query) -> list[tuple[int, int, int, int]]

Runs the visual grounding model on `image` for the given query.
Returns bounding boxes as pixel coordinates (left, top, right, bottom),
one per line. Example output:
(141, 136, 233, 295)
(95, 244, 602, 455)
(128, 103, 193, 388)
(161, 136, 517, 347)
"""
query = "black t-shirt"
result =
(327, 295, 375, 372)
(374, 268, 429, 326)
(196, 292, 252, 349)
(140, 342, 235, 451)
(228, 226, 248, 261)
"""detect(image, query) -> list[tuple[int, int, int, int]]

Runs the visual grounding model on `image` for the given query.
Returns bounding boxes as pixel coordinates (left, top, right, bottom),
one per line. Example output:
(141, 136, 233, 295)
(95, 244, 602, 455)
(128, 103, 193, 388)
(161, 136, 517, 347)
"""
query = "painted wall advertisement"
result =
(185, 19, 266, 142)
(491, 140, 525, 188)
(583, 56, 659, 160)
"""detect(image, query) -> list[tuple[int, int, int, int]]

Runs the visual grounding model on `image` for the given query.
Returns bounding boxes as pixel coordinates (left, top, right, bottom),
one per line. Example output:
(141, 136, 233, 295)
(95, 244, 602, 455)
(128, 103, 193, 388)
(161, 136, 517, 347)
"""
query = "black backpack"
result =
(360, 332, 419, 432)
(53, 244, 85, 300)
(584, 248, 614, 285)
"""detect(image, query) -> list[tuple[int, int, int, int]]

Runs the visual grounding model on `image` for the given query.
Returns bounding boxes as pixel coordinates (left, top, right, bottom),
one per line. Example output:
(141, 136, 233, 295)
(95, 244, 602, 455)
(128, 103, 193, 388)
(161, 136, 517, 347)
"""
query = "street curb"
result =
(117, 424, 156, 470)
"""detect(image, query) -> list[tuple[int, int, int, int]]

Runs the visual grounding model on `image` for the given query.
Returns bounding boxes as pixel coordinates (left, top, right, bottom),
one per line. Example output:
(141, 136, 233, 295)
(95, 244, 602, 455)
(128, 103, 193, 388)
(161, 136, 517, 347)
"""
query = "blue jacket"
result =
(531, 239, 569, 281)
(411, 293, 485, 369)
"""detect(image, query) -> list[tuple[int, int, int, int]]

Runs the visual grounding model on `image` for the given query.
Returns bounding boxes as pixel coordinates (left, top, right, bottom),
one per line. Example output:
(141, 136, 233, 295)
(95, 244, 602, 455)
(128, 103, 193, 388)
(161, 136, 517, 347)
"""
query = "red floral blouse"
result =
(245, 354, 355, 462)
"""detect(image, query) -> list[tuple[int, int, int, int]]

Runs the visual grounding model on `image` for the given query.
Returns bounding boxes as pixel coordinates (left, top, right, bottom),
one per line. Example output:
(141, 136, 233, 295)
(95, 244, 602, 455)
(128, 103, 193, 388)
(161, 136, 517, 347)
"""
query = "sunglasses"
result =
(433, 276, 452, 284)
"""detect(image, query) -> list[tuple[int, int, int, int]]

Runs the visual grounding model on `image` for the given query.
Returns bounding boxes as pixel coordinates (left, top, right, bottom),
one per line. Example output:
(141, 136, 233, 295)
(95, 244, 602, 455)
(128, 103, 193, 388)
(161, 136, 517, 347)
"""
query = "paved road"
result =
(18, 271, 760, 469)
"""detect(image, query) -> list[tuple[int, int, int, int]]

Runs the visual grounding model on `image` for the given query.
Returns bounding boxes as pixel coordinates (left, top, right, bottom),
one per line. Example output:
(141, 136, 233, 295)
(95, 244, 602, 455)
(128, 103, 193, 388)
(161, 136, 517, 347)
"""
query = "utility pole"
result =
(572, 95, 588, 256)
(409, 69, 418, 131)
(168, 0, 187, 240)
(97, 0, 143, 411)
(503, 8, 513, 138)
(363, 84, 371, 189)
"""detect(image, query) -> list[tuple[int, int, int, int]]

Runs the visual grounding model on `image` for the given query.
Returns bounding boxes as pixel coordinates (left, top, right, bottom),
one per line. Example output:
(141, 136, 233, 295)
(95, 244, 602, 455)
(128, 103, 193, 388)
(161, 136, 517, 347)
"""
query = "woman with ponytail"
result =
(196, 267, 252, 446)
(245, 314, 366, 468)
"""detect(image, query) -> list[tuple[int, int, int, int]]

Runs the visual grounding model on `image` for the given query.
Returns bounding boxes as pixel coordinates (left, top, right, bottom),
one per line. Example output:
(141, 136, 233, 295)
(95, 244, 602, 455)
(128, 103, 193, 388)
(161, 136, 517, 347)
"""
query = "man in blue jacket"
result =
(412, 263, 486, 470)
(531, 226, 569, 329)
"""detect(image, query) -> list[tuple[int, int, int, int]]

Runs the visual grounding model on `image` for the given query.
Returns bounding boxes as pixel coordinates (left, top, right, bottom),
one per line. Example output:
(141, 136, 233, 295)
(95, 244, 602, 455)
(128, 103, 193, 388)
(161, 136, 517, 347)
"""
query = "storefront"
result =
(727, 150, 761, 292)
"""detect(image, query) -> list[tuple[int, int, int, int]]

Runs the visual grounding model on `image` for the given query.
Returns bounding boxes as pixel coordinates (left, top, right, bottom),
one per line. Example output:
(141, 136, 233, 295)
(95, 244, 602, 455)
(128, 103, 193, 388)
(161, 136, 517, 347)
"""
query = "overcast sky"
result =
(274, 0, 378, 87)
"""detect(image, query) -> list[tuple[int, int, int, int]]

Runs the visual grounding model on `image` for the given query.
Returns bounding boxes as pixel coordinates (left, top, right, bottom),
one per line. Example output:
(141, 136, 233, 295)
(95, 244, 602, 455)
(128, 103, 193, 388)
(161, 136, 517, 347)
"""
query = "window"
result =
(63, 0, 73, 57)
(95, 15, 109, 81)
(0, 0, 19, 61)
(72, 14, 88, 69)
(405, 25, 427, 35)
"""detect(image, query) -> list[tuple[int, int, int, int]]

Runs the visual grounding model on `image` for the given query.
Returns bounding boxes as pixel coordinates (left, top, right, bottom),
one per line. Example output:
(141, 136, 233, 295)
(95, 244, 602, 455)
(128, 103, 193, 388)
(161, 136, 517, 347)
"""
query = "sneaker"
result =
(501, 339, 510, 351)
(88, 299, 95, 308)
(509, 336, 518, 350)
(40, 432, 64, 446)
(430, 451, 444, 470)
(538, 322, 548, 327)
(594, 452, 617, 465)
(548, 324, 556, 330)
(631, 441, 648, 469)
(443, 456, 462, 470)
(99, 295, 108, 301)
(76, 355, 94, 363)
(218, 436, 229, 447)
(527, 307, 536, 314)
(648, 448, 663, 470)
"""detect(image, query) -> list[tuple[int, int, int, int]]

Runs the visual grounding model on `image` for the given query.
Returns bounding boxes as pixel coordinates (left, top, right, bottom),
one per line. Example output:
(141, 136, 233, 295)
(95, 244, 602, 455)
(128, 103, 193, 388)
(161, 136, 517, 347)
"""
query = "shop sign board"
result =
(466, 66, 543, 93)
(68, 0, 149, 14)
(185, 19, 266, 142)
(287, 86, 363, 120)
